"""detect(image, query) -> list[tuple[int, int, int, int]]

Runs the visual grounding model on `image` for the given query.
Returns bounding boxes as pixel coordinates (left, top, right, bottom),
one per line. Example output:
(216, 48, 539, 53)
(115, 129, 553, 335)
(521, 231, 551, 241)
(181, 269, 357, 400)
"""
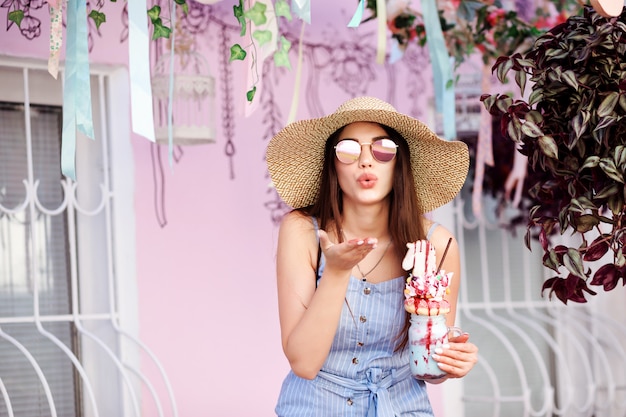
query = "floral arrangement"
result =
(365, 0, 575, 66)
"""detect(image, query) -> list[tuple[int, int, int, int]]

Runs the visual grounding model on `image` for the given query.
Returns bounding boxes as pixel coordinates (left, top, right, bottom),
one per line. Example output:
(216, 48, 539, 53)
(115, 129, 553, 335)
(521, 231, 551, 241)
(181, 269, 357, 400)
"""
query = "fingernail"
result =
(442, 344, 450, 349)
(367, 238, 376, 244)
(357, 240, 364, 245)
(434, 348, 443, 355)
(432, 353, 440, 360)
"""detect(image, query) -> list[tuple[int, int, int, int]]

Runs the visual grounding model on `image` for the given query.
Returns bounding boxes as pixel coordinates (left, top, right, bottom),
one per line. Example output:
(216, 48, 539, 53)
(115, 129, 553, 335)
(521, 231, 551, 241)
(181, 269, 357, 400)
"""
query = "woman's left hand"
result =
(431, 333, 478, 379)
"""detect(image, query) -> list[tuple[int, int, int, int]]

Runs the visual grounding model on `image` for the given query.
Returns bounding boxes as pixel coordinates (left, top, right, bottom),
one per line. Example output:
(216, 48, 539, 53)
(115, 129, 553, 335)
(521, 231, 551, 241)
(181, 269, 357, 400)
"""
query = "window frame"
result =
(0, 56, 140, 417)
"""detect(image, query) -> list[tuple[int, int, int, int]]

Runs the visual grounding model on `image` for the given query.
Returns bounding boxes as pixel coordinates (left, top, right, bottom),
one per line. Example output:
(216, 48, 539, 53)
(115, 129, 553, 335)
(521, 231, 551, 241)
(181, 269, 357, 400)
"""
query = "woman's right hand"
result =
(318, 229, 378, 274)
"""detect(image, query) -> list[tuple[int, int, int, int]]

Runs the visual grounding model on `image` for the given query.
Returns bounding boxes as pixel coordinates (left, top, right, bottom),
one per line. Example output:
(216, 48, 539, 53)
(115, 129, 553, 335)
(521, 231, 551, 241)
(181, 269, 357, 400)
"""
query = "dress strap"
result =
(312, 217, 323, 284)
(426, 222, 439, 241)
(312, 217, 320, 243)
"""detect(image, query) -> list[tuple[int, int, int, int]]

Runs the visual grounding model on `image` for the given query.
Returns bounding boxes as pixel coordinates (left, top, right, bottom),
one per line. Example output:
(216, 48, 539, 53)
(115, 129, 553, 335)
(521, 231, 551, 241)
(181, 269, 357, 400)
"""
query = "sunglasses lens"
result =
(335, 140, 361, 164)
(372, 139, 397, 162)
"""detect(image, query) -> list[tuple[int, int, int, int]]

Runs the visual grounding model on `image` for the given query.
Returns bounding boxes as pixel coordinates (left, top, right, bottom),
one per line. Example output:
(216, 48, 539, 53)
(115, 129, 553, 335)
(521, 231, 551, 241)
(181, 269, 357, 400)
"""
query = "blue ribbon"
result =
(61, 0, 94, 180)
(421, 0, 456, 140)
(348, 0, 366, 27)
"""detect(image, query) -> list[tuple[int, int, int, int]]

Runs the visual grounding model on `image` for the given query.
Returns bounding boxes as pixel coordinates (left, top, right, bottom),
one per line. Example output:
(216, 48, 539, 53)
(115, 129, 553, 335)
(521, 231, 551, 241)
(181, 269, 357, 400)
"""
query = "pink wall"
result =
(1, 1, 442, 415)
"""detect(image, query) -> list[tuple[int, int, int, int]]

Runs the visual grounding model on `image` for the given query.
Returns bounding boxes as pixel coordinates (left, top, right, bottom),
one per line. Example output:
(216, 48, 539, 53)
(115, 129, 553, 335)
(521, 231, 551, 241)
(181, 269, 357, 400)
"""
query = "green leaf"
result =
(244, 1, 268, 26)
(495, 95, 512, 114)
(597, 92, 619, 117)
(151, 19, 171, 40)
(528, 89, 544, 106)
(572, 113, 587, 141)
(574, 214, 599, 233)
(579, 155, 600, 170)
(507, 117, 522, 142)
(560, 70, 579, 90)
(247, 87, 257, 102)
(525, 110, 543, 125)
(229, 44, 247, 62)
(614, 145, 626, 168)
(594, 116, 616, 131)
(147, 5, 161, 24)
(88, 10, 106, 30)
(515, 68, 527, 96)
(538, 135, 559, 159)
(234, 0, 246, 36)
(275, 0, 292, 20)
(174, 0, 188, 12)
(595, 183, 619, 199)
(563, 248, 586, 279)
(608, 192, 624, 215)
(496, 58, 514, 84)
(274, 36, 291, 69)
(252, 29, 273, 46)
(8, 10, 24, 27)
(599, 158, 624, 183)
(481, 94, 497, 113)
(521, 120, 543, 138)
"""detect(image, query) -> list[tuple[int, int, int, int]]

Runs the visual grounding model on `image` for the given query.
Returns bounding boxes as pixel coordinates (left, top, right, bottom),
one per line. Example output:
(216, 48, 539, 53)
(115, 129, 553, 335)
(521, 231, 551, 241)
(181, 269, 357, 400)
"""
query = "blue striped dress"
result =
(275, 222, 436, 417)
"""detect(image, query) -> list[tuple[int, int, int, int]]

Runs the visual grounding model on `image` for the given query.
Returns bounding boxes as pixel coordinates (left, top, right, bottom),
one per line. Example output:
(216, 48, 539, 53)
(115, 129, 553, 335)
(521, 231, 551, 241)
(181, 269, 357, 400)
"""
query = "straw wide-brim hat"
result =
(266, 96, 469, 213)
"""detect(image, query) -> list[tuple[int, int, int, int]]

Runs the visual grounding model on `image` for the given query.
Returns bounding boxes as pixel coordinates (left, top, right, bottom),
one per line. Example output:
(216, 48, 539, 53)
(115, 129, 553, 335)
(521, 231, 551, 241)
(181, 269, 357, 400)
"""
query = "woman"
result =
(266, 97, 478, 416)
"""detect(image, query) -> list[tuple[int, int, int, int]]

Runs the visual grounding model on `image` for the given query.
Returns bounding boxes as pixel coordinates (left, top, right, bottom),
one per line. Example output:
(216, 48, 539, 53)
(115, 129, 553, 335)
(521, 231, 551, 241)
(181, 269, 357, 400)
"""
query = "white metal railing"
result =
(453, 193, 626, 417)
(0, 59, 178, 417)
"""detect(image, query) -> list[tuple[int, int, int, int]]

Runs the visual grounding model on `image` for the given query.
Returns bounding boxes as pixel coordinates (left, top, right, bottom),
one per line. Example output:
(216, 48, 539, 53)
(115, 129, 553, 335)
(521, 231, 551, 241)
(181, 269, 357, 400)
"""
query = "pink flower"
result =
(486, 8, 505, 27)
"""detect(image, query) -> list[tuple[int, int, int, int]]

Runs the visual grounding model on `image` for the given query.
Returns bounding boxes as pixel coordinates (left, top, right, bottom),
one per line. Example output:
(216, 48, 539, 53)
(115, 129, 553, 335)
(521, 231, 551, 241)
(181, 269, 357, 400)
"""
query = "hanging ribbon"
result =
(472, 63, 495, 218)
(291, 0, 311, 23)
(421, 0, 456, 140)
(348, 0, 365, 27)
(375, 0, 387, 64)
(348, 0, 386, 64)
(129, 0, 156, 142)
(166, 2, 177, 166)
(244, 0, 279, 117)
(286, 21, 306, 124)
(389, 40, 404, 64)
(47, 0, 63, 79)
(61, 0, 94, 180)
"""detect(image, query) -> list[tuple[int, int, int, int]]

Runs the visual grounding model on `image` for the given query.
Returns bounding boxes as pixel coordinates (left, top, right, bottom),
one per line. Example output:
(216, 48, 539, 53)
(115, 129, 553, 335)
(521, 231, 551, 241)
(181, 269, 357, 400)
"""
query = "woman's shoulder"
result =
(422, 218, 455, 242)
(280, 210, 314, 229)
(279, 211, 319, 241)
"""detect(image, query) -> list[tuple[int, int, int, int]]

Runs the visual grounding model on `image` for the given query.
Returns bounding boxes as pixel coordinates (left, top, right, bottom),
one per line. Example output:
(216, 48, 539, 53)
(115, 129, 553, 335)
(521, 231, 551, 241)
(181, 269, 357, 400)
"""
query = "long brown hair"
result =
(297, 123, 427, 350)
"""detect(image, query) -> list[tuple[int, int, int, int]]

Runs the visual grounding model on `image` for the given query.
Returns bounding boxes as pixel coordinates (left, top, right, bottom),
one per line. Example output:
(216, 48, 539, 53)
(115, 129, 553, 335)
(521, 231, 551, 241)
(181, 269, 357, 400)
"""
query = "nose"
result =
(359, 143, 373, 167)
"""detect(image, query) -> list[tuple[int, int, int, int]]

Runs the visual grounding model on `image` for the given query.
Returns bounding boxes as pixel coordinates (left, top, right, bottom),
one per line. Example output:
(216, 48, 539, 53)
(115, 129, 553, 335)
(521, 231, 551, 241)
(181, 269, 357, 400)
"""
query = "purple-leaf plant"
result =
(481, 5, 626, 303)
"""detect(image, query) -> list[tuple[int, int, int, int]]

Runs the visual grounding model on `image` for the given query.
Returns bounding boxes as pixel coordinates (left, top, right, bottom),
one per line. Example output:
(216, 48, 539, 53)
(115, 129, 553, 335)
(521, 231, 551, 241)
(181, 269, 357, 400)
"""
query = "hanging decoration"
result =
(243, 0, 279, 116)
(61, 0, 95, 181)
(47, 0, 63, 79)
(129, 0, 157, 143)
(151, 10, 217, 145)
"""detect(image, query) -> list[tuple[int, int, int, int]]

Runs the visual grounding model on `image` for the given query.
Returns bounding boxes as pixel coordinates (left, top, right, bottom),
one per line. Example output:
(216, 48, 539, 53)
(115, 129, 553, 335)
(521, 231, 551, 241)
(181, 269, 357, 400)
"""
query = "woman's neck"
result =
(340, 201, 390, 240)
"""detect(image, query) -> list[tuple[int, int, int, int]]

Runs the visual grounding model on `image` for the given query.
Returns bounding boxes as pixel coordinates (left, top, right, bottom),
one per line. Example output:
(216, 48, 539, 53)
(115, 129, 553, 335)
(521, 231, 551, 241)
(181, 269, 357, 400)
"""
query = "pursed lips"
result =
(357, 173, 378, 188)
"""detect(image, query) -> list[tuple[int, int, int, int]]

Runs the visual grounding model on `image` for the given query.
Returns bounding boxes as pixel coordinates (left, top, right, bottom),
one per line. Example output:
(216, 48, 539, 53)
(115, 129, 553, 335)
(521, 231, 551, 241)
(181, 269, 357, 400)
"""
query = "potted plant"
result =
(481, 5, 626, 303)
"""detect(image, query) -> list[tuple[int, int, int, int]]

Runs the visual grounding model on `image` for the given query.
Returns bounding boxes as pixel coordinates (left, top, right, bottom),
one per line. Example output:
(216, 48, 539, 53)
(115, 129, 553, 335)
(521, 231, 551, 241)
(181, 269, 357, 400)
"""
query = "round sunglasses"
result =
(334, 138, 398, 164)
